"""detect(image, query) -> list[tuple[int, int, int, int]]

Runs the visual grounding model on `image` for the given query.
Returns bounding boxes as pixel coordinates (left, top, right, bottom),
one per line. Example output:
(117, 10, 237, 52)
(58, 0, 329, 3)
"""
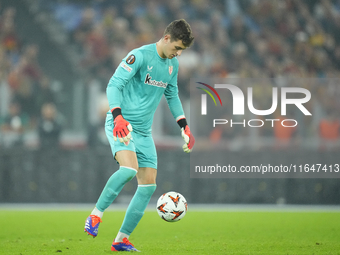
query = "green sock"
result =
(96, 166, 137, 212)
(120, 184, 157, 235)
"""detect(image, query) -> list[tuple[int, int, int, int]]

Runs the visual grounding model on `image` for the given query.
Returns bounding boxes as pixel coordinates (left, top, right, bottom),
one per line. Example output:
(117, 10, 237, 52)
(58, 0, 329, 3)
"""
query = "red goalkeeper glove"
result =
(181, 125, 195, 153)
(112, 109, 132, 146)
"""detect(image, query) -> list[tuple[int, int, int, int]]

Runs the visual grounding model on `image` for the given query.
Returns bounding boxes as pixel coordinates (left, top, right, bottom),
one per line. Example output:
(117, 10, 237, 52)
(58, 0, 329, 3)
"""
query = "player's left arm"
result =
(164, 64, 195, 153)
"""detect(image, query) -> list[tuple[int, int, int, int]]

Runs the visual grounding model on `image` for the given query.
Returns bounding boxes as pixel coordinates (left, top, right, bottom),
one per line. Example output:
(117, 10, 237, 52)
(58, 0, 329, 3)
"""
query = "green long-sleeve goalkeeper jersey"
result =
(106, 43, 185, 135)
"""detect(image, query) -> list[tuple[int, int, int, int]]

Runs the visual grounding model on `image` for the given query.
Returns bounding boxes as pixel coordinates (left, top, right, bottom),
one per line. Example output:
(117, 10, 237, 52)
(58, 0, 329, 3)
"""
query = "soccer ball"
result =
(156, 191, 188, 222)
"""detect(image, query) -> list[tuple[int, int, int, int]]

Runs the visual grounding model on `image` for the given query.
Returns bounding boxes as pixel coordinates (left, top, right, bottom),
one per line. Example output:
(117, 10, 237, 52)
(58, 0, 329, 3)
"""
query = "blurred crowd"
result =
(48, 0, 340, 91)
(0, 4, 62, 148)
(0, 0, 340, 149)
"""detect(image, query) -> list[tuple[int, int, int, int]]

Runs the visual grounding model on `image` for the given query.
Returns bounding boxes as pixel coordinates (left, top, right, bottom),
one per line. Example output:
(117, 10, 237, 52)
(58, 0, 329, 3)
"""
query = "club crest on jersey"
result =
(169, 66, 173, 75)
(126, 54, 135, 65)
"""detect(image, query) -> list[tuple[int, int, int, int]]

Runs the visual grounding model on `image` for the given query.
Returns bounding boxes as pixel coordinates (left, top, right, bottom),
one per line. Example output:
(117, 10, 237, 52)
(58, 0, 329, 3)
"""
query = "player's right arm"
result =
(107, 50, 143, 144)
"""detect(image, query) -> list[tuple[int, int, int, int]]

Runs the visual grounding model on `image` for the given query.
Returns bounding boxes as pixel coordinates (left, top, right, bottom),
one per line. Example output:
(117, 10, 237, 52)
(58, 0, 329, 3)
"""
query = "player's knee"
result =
(137, 177, 156, 185)
(136, 168, 157, 185)
(123, 167, 138, 181)
(117, 166, 138, 183)
(115, 151, 139, 169)
(126, 171, 137, 182)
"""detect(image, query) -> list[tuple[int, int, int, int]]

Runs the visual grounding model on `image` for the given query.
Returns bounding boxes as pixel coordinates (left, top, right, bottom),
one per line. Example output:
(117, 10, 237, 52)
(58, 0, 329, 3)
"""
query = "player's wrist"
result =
(177, 118, 188, 129)
(111, 107, 122, 120)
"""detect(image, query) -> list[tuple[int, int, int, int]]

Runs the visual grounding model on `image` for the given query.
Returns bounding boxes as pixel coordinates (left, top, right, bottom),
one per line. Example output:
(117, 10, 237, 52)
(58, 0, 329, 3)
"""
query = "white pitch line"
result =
(0, 203, 340, 212)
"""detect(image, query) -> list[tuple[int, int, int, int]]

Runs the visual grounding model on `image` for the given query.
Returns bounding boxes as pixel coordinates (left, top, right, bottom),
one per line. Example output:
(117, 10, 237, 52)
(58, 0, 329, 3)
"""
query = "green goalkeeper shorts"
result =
(105, 114, 157, 169)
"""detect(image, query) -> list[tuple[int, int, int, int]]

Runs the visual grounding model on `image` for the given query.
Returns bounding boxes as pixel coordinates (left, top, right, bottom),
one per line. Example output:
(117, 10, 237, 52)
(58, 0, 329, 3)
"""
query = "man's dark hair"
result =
(163, 19, 194, 47)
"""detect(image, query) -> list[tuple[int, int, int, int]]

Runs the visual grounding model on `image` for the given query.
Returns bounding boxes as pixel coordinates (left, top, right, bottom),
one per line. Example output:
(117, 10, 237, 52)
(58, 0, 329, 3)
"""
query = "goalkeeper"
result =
(84, 19, 195, 252)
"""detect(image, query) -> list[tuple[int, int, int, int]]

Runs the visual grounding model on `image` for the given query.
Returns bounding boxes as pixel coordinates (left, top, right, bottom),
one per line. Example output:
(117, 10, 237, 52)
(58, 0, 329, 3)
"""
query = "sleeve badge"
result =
(126, 54, 136, 65)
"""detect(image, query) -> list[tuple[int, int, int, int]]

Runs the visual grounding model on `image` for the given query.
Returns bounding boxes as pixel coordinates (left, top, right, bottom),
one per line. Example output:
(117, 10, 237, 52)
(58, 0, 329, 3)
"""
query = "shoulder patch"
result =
(126, 54, 136, 65)
(120, 62, 133, 72)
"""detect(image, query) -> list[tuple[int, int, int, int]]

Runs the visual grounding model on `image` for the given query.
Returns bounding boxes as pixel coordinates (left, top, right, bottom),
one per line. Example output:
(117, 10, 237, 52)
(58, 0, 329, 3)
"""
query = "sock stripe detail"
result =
(120, 166, 138, 172)
(138, 184, 157, 187)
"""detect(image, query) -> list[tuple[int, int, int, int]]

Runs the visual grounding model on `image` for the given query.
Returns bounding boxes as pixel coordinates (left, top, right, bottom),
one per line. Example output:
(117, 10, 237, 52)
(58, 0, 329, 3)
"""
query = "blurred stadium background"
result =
(0, 0, 340, 204)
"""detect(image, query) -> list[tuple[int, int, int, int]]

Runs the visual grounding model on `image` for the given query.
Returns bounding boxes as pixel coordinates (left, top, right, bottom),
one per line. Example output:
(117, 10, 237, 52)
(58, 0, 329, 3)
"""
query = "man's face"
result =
(163, 35, 187, 59)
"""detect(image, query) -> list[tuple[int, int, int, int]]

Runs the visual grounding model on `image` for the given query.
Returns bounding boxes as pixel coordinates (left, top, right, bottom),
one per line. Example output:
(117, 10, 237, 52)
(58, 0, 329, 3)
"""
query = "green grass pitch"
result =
(1, 210, 340, 254)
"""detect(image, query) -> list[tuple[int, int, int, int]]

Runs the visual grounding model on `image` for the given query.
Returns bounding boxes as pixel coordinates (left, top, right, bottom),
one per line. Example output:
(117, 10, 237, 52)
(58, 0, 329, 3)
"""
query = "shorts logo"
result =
(169, 66, 173, 75)
(120, 62, 133, 72)
(126, 54, 136, 65)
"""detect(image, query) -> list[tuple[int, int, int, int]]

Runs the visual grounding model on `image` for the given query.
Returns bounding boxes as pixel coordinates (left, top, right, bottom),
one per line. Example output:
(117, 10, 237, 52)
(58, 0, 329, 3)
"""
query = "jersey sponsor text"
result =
(144, 73, 168, 88)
